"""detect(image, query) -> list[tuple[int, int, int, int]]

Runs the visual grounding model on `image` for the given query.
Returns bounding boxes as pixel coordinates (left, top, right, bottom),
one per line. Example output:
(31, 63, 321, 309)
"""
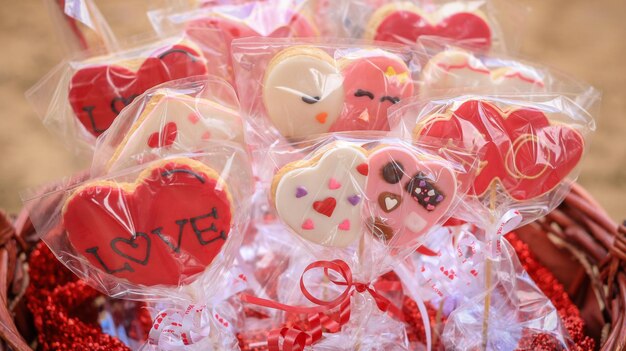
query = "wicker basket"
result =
(0, 183, 623, 350)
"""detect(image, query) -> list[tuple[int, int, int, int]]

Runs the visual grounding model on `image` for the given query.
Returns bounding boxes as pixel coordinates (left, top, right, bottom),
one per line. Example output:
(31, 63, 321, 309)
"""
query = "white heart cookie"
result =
(273, 144, 368, 247)
(106, 92, 244, 172)
(419, 49, 545, 100)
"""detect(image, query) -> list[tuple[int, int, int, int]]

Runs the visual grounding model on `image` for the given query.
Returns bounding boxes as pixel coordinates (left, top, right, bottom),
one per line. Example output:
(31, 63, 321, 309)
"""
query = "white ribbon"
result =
(147, 269, 248, 350)
(488, 210, 523, 257)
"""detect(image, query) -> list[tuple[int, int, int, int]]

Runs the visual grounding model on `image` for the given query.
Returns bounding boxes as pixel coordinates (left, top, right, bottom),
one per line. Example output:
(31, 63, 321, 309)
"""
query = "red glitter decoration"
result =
(25, 242, 151, 351)
(506, 233, 596, 351)
(24, 232, 594, 350)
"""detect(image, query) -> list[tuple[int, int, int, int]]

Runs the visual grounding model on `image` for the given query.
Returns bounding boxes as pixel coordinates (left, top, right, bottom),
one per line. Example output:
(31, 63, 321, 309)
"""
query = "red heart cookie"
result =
(414, 100, 584, 200)
(68, 43, 208, 137)
(367, 4, 491, 49)
(62, 158, 233, 286)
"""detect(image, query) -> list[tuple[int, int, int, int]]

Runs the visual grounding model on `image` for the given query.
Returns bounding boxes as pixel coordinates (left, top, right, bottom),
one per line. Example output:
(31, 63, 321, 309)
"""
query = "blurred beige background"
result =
(0, 0, 624, 220)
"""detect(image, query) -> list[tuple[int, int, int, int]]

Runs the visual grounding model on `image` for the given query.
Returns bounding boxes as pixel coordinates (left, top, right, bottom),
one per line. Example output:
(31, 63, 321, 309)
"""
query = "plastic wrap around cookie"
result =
(263, 135, 478, 280)
(25, 149, 254, 299)
(231, 38, 419, 149)
(391, 94, 596, 229)
(91, 76, 245, 176)
(26, 31, 231, 152)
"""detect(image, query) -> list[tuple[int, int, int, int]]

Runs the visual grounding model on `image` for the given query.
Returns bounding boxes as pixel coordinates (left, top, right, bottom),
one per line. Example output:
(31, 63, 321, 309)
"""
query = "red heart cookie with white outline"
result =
(62, 158, 233, 286)
(365, 146, 457, 246)
(366, 3, 492, 49)
(69, 43, 208, 137)
(413, 99, 584, 200)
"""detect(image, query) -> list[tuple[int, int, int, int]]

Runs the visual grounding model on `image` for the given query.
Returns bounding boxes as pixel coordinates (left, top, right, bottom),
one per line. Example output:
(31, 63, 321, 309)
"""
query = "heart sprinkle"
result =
(347, 194, 361, 206)
(328, 178, 341, 190)
(338, 219, 351, 231)
(356, 163, 369, 176)
(295, 186, 308, 198)
(313, 197, 336, 217)
(301, 219, 315, 230)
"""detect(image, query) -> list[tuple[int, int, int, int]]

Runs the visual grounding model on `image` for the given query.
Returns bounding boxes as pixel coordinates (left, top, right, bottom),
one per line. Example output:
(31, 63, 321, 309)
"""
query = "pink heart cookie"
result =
(365, 146, 456, 247)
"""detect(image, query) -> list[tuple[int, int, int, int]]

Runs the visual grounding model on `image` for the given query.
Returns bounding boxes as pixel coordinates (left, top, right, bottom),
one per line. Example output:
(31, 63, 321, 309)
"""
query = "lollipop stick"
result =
(482, 183, 497, 350)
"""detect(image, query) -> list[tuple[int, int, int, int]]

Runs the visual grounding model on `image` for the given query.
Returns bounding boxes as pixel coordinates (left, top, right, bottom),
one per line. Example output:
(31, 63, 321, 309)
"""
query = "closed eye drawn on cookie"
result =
(380, 96, 400, 104)
(355, 89, 375, 100)
(301, 95, 321, 104)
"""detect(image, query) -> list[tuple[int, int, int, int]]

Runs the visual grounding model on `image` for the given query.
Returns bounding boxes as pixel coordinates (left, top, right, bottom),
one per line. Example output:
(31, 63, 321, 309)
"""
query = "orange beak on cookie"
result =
(315, 112, 328, 124)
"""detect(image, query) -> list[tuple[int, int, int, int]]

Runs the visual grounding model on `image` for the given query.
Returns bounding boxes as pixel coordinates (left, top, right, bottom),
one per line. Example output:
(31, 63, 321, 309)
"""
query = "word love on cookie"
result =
(414, 99, 584, 200)
(62, 158, 233, 286)
(272, 144, 457, 248)
(69, 43, 208, 137)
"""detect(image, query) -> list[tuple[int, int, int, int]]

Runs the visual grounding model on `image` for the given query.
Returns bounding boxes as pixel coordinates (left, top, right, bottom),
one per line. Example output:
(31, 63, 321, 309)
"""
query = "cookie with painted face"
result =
(419, 49, 545, 99)
(271, 144, 368, 247)
(262, 46, 345, 138)
(105, 91, 244, 172)
(332, 50, 414, 131)
(365, 146, 456, 247)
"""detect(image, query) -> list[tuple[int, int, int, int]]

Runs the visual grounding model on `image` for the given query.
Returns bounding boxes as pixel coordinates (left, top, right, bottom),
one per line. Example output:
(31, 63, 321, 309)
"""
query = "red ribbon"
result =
(240, 260, 404, 351)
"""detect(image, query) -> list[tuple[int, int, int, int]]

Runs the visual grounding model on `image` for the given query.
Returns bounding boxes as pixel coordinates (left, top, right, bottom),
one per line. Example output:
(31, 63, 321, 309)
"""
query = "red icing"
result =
(374, 11, 491, 49)
(356, 163, 369, 176)
(147, 122, 178, 148)
(416, 100, 584, 200)
(68, 44, 208, 137)
(312, 197, 336, 217)
(63, 160, 232, 286)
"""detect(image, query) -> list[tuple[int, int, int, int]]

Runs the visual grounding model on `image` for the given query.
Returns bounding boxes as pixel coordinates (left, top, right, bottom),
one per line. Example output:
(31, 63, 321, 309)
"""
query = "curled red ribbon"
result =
(240, 260, 404, 351)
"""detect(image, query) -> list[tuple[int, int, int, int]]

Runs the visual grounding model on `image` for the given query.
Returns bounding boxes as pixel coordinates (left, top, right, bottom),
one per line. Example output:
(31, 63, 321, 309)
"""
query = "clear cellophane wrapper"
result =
(314, 0, 525, 52)
(46, 0, 120, 57)
(25, 31, 230, 153)
(390, 93, 597, 236)
(231, 37, 420, 151)
(412, 37, 602, 107)
(149, 0, 319, 58)
(90, 75, 245, 176)
(257, 133, 479, 287)
(22, 146, 254, 301)
(397, 223, 571, 350)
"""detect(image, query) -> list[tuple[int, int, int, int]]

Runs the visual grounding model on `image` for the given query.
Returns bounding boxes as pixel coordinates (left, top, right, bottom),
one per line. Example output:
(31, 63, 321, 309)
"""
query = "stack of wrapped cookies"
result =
(23, 0, 601, 350)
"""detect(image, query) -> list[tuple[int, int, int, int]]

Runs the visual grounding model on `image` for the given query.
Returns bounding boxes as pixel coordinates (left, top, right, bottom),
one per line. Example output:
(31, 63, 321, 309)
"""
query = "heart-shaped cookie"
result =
(272, 145, 368, 247)
(414, 99, 585, 200)
(69, 43, 208, 137)
(63, 158, 233, 286)
(105, 92, 244, 172)
(366, 3, 492, 49)
(419, 49, 545, 99)
(365, 146, 456, 246)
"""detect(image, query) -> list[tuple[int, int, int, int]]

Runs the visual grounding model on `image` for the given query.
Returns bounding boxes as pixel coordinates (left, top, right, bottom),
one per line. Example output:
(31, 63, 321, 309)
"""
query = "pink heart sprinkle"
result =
(201, 131, 211, 140)
(302, 219, 315, 230)
(188, 113, 200, 124)
(338, 219, 350, 231)
(328, 178, 341, 190)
